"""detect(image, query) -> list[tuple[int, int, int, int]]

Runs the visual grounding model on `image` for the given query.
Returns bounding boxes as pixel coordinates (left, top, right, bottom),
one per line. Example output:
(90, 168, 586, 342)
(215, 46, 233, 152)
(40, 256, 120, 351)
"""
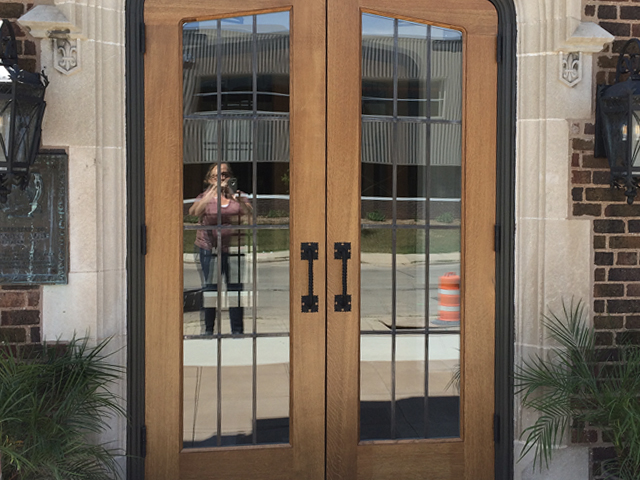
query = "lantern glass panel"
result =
(8, 72, 46, 170)
(633, 107, 640, 168)
(0, 97, 10, 165)
(10, 94, 44, 170)
(600, 94, 628, 172)
(0, 72, 11, 165)
(0, 68, 46, 172)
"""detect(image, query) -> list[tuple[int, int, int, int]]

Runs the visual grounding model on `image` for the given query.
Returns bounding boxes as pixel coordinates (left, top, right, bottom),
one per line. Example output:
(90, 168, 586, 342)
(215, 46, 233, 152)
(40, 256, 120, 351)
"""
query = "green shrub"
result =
(281, 169, 290, 194)
(366, 210, 386, 222)
(183, 214, 199, 224)
(516, 300, 640, 479)
(0, 337, 124, 480)
(266, 209, 288, 218)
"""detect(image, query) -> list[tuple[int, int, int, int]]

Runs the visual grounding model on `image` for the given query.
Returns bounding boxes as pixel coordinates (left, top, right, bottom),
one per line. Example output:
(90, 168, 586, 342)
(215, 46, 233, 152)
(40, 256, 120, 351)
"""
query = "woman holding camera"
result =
(190, 162, 252, 335)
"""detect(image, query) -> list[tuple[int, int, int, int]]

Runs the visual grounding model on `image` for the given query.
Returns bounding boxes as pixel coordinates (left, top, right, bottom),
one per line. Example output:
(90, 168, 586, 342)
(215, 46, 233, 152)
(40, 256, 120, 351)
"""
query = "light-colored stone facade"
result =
(512, 1, 611, 478)
(18, 0, 127, 472)
(14, 0, 618, 477)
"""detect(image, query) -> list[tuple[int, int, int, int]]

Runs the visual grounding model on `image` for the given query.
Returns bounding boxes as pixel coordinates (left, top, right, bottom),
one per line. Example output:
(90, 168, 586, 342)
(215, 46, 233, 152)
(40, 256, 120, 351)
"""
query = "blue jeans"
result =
(198, 247, 244, 334)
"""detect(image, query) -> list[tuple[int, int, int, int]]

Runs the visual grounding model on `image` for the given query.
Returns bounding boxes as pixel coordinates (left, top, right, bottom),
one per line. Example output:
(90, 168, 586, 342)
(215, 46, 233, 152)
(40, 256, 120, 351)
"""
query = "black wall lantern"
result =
(0, 19, 48, 203)
(596, 38, 640, 205)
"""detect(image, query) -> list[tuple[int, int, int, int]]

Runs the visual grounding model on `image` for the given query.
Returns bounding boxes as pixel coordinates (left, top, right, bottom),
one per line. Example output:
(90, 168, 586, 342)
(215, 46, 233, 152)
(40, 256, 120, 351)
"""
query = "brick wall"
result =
(0, 2, 39, 73)
(0, 286, 41, 344)
(573, 2, 640, 478)
(0, 2, 42, 347)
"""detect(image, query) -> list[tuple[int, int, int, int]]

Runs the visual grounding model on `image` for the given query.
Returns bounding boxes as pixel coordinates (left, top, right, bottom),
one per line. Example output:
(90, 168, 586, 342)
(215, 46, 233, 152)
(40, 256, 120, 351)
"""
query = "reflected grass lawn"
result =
(429, 229, 461, 254)
(361, 228, 460, 254)
(184, 226, 459, 255)
(183, 228, 290, 253)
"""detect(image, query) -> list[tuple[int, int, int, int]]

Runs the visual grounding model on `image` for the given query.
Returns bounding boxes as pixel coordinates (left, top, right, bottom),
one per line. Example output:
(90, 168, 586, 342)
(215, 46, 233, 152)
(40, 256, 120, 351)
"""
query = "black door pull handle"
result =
(334, 242, 351, 312)
(301, 242, 319, 312)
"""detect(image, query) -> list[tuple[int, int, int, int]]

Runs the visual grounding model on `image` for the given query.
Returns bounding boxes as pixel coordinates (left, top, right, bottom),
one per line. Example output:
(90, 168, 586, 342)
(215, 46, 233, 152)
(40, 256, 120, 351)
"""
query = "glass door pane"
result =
(182, 11, 292, 448)
(360, 13, 463, 441)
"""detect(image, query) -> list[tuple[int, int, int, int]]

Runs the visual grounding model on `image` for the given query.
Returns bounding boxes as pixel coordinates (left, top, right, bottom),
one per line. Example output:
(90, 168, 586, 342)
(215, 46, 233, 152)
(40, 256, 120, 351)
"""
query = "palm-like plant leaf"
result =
(0, 336, 124, 479)
(516, 300, 640, 479)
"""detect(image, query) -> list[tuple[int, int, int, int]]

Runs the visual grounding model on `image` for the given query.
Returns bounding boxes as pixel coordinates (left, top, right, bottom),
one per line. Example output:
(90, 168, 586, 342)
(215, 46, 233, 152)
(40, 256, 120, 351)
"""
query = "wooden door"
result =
(144, 2, 326, 479)
(326, 1, 497, 478)
(144, 0, 497, 477)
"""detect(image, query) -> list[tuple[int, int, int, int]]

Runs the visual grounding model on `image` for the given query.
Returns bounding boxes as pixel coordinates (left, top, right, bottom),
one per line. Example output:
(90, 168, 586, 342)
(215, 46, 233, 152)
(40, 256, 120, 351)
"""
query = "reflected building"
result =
(181, 22, 463, 218)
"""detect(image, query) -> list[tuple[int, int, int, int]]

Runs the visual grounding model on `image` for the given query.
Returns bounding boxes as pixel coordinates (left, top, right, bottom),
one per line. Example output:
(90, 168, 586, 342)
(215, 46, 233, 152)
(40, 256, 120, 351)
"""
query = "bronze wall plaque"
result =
(0, 152, 68, 284)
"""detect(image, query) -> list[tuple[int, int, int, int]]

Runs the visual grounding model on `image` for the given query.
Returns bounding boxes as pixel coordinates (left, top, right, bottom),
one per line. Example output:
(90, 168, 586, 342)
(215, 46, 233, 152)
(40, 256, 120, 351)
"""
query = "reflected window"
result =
(362, 79, 444, 118)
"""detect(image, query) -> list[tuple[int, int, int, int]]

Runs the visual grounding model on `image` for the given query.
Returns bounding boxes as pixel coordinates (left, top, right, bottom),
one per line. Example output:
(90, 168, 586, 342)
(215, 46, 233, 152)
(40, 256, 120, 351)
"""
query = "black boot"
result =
(203, 308, 216, 335)
(229, 307, 244, 334)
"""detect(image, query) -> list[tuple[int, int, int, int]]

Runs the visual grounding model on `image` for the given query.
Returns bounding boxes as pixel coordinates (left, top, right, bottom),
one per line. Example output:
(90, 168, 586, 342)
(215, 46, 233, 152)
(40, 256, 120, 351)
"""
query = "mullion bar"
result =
(186, 223, 290, 231)
(251, 14, 258, 446)
(189, 367, 203, 446)
(360, 116, 461, 125)
(184, 113, 288, 121)
(215, 18, 223, 448)
(358, 223, 459, 230)
(195, 90, 289, 97)
(423, 24, 433, 439)
(360, 329, 460, 336)
(185, 331, 291, 340)
(390, 17, 399, 440)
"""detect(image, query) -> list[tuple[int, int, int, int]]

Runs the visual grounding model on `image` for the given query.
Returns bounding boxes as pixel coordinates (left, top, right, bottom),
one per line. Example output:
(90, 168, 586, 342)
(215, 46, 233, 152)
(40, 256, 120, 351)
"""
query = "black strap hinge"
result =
(141, 425, 147, 458)
(140, 21, 146, 54)
(141, 224, 147, 256)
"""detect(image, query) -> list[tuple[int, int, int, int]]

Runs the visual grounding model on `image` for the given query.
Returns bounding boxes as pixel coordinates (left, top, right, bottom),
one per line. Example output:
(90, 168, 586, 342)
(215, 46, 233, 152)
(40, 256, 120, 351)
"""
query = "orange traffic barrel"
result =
(433, 272, 460, 326)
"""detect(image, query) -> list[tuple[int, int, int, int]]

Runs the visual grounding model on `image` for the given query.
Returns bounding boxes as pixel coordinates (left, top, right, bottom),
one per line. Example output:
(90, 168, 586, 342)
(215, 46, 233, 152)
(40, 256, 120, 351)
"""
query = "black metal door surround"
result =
(125, 0, 516, 477)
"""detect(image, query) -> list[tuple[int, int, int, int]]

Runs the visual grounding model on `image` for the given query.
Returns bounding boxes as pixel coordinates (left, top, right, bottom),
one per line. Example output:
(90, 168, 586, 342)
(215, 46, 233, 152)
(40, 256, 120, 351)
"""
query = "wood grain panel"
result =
(357, 442, 464, 479)
(326, 0, 362, 478)
(461, 31, 497, 480)
(359, 0, 497, 35)
(180, 447, 293, 479)
(144, 21, 183, 480)
(145, 1, 295, 25)
(288, 1, 327, 478)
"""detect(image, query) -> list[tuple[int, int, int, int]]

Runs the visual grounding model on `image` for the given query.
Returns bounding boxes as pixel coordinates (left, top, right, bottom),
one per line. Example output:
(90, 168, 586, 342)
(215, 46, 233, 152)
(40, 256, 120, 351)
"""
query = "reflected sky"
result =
(362, 13, 462, 40)
(184, 11, 290, 34)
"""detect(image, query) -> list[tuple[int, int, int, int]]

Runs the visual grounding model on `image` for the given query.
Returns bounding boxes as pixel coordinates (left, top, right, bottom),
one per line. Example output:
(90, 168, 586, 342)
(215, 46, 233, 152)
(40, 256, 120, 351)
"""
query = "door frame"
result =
(124, 0, 517, 478)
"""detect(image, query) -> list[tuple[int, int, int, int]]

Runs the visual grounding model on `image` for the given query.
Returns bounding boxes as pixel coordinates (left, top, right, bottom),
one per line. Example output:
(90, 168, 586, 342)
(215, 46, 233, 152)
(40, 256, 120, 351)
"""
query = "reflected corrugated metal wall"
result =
(361, 37, 462, 166)
(182, 29, 461, 166)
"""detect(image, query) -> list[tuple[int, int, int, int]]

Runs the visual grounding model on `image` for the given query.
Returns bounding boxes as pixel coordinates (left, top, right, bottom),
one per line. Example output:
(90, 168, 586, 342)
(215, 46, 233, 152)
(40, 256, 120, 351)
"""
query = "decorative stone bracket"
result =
(558, 22, 614, 88)
(560, 52, 582, 88)
(50, 36, 80, 76)
(17, 6, 83, 76)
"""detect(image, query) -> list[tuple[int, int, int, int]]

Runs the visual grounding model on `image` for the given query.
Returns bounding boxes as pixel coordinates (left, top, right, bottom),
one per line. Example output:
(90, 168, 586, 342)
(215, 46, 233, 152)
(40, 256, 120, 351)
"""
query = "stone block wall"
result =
(572, 2, 640, 478)
(0, 2, 43, 347)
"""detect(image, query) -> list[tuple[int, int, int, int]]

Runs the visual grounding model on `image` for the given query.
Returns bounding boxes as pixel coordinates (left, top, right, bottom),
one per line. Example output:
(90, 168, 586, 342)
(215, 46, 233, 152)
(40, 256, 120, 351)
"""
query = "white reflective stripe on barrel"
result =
(438, 288, 460, 295)
(439, 305, 460, 312)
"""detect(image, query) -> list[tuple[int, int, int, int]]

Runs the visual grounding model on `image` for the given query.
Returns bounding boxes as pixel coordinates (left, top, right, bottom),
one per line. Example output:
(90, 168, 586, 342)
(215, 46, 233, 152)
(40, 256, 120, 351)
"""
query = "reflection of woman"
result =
(189, 163, 251, 335)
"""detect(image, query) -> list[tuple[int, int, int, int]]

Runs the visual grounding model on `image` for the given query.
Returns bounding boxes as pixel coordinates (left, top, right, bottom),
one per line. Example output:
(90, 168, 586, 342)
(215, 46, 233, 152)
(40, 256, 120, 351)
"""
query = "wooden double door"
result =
(144, 0, 497, 478)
